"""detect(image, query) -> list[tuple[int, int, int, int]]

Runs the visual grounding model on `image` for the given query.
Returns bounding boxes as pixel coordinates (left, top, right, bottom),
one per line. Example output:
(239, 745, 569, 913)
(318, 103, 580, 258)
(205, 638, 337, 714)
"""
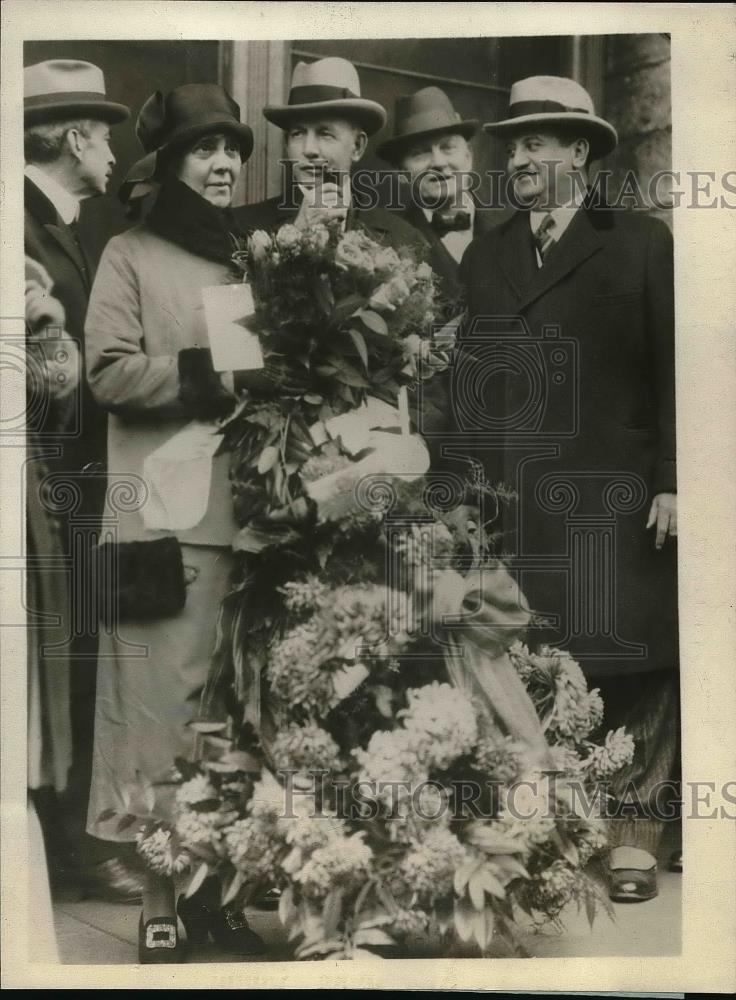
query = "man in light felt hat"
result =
(377, 85, 497, 308)
(459, 76, 679, 903)
(24, 59, 142, 905)
(234, 56, 424, 251)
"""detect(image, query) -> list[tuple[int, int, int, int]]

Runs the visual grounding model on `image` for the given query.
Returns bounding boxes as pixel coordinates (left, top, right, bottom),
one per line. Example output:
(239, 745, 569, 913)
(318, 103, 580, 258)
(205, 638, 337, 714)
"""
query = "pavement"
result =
(53, 842, 681, 964)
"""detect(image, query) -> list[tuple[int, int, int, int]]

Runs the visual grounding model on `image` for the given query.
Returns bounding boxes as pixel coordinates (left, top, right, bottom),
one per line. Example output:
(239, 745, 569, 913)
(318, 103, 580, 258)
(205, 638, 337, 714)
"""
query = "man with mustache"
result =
(459, 76, 679, 903)
(24, 59, 143, 904)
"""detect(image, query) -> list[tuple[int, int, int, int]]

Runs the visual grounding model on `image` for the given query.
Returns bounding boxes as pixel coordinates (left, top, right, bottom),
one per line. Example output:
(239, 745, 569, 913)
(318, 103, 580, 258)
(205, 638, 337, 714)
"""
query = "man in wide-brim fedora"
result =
(23, 59, 143, 905)
(459, 75, 679, 903)
(377, 85, 498, 308)
(235, 56, 423, 251)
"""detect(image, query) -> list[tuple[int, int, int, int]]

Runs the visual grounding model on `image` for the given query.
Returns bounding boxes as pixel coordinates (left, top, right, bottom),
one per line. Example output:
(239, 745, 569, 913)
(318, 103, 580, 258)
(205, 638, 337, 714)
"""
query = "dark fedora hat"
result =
(24, 60, 130, 125)
(376, 86, 478, 163)
(136, 83, 254, 172)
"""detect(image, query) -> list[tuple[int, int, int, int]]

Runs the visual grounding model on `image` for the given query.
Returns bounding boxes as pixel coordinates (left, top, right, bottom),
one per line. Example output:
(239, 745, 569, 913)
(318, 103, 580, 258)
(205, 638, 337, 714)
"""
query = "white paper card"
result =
(202, 283, 264, 372)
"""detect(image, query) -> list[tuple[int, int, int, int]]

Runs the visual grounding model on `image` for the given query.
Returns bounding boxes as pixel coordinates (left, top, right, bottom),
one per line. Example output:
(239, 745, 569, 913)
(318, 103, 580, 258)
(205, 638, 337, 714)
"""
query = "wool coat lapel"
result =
(517, 207, 603, 311)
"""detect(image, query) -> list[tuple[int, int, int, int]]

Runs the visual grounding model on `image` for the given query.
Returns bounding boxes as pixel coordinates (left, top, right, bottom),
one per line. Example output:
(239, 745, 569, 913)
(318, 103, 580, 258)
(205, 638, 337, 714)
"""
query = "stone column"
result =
(602, 34, 673, 227)
(220, 41, 290, 206)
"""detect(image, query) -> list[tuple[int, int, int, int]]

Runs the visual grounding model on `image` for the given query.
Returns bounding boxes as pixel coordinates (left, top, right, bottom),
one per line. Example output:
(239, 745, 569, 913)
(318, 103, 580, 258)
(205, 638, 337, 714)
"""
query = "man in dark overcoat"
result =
(458, 75, 679, 901)
(24, 58, 141, 901)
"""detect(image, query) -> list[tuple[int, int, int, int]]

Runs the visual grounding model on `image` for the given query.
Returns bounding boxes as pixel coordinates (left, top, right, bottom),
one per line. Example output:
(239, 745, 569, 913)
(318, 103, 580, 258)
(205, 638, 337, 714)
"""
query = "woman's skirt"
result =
(86, 544, 232, 842)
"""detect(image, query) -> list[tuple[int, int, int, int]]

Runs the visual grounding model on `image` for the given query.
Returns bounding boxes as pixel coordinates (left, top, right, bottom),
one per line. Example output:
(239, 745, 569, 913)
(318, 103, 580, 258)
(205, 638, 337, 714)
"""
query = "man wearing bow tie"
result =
(377, 86, 498, 313)
(460, 76, 679, 904)
(24, 59, 143, 904)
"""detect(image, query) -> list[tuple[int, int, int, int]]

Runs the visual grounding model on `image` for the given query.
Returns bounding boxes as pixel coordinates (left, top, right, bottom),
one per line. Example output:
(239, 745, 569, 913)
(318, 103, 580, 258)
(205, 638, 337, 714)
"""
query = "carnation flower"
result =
(224, 817, 281, 881)
(527, 860, 580, 916)
(354, 728, 428, 803)
(136, 826, 190, 877)
(267, 622, 337, 715)
(475, 733, 526, 784)
(399, 682, 478, 770)
(275, 223, 302, 251)
(584, 727, 635, 779)
(397, 827, 468, 901)
(279, 576, 329, 614)
(294, 832, 372, 898)
(176, 806, 234, 851)
(270, 724, 343, 775)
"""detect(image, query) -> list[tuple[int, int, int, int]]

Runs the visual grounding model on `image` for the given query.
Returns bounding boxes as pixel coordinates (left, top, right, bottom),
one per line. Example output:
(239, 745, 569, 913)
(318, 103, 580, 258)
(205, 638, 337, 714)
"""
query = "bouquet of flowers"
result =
(136, 635, 633, 959)
(124, 221, 634, 958)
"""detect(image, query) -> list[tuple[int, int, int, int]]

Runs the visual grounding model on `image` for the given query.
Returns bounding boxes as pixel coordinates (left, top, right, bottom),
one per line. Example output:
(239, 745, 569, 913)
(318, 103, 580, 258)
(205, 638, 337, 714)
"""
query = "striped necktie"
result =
(532, 212, 556, 264)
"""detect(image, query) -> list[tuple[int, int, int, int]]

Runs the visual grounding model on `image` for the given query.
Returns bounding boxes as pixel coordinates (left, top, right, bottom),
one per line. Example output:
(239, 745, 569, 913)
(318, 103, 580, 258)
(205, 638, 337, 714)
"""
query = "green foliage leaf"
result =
(257, 445, 280, 475)
(116, 813, 139, 833)
(453, 897, 476, 942)
(353, 927, 395, 947)
(358, 309, 389, 336)
(278, 885, 297, 927)
(322, 888, 344, 938)
(347, 328, 369, 370)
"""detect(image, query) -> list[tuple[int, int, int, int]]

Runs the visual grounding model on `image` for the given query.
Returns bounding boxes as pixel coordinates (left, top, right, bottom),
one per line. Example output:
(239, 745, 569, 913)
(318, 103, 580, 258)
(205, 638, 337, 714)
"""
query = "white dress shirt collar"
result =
(25, 164, 81, 225)
(529, 190, 585, 266)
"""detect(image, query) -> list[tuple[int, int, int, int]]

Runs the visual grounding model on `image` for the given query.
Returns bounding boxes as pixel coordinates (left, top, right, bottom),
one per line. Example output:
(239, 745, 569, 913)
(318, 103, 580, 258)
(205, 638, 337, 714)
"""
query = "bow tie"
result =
(431, 208, 472, 238)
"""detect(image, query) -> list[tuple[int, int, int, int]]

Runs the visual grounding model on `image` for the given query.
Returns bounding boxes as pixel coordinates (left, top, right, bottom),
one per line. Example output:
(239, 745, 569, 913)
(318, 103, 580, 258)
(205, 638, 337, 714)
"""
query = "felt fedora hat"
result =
(263, 57, 386, 136)
(483, 76, 618, 160)
(136, 83, 254, 173)
(376, 86, 478, 162)
(24, 59, 130, 125)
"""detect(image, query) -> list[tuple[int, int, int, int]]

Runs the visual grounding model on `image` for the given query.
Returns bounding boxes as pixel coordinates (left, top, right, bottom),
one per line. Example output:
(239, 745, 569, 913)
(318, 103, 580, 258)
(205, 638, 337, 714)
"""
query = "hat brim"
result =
(376, 119, 479, 163)
(153, 117, 255, 174)
(483, 112, 618, 159)
(263, 98, 387, 136)
(24, 97, 130, 126)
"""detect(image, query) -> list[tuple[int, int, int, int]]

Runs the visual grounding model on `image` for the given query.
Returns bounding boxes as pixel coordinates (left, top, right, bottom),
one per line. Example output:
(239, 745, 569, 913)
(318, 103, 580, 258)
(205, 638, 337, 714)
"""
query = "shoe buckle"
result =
(146, 922, 177, 949)
(223, 907, 249, 931)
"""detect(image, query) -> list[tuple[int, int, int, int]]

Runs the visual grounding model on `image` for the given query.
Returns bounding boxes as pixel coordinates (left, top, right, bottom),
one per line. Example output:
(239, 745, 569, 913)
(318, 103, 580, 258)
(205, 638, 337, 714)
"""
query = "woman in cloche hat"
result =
(83, 83, 264, 964)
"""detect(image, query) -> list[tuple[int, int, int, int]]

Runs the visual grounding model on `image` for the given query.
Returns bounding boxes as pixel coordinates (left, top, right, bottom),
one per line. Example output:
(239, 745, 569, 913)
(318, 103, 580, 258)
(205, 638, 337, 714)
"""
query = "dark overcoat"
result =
(24, 176, 107, 509)
(457, 206, 678, 676)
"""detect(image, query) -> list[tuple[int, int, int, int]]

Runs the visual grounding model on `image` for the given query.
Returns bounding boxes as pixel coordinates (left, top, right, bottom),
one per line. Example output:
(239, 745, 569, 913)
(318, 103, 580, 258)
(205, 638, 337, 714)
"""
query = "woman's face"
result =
(176, 132, 242, 207)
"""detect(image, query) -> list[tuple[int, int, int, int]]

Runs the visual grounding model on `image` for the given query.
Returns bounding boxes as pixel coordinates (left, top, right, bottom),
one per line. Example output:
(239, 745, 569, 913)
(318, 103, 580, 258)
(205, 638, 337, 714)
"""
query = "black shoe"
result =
(138, 913, 185, 964)
(81, 858, 144, 904)
(177, 894, 266, 956)
(255, 887, 281, 911)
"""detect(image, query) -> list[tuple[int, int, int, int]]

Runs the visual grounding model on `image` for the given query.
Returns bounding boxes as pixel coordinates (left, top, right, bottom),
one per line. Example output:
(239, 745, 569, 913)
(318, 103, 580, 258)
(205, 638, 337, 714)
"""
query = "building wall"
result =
(602, 33, 672, 227)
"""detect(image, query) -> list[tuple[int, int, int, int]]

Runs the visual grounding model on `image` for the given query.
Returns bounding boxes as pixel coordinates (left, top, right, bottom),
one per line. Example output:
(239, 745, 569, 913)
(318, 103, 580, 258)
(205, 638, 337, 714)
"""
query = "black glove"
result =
(178, 347, 235, 421)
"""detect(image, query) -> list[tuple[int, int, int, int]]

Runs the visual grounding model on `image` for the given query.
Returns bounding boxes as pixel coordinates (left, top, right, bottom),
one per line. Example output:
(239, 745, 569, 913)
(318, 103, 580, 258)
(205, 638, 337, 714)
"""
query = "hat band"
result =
(288, 84, 359, 106)
(25, 90, 109, 108)
(508, 99, 590, 118)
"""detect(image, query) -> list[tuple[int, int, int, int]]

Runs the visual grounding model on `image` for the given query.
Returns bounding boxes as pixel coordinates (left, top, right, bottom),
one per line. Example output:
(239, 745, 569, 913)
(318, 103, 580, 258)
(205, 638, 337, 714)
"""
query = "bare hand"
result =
(646, 492, 677, 549)
(294, 182, 348, 230)
(25, 279, 65, 332)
